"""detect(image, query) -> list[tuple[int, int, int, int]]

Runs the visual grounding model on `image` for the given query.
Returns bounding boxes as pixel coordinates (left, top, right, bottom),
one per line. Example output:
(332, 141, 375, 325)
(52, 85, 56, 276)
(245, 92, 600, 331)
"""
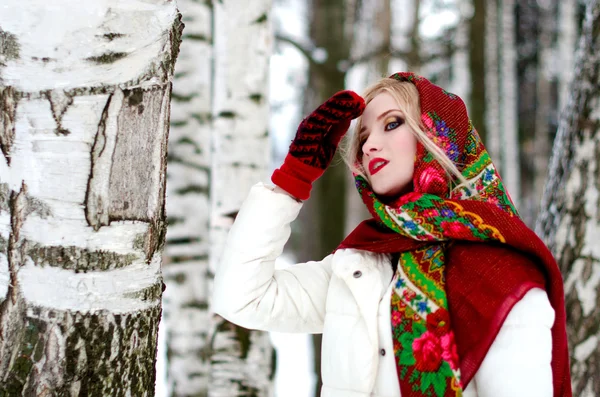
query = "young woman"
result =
(212, 72, 571, 397)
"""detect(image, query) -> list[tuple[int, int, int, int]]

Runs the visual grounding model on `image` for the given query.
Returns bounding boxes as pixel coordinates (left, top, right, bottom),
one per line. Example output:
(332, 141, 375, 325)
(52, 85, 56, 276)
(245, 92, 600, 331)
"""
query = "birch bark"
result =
(0, 1, 182, 395)
(557, 0, 579, 112)
(536, 1, 600, 395)
(484, 0, 502, 165)
(345, 0, 391, 236)
(469, 0, 487, 143)
(300, 2, 355, 395)
(499, 0, 521, 207)
(162, 0, 212, 395)
(531, 0, 554, 223)
(447, 1, 471, 108)
(209, 1, 275, 395)
(406, 0, 422, 73)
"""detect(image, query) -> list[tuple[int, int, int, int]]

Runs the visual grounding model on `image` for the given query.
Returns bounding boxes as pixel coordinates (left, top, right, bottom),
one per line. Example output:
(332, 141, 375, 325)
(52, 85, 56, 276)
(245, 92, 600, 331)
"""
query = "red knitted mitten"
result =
(272, 90, 365, 200)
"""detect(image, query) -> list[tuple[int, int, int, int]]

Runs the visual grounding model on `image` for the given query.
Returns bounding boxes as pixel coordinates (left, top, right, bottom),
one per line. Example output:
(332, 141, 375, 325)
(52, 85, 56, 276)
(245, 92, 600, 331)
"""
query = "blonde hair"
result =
(341, 78, 471, 195)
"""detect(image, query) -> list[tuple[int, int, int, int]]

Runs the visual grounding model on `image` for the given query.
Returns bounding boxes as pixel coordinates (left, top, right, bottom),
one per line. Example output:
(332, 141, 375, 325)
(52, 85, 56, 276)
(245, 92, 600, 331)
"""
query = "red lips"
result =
(368, 157, 389, 175)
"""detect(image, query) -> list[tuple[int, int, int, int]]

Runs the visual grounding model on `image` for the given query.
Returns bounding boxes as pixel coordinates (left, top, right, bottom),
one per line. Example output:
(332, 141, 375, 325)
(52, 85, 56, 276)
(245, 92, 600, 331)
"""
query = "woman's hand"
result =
(271, 90, 365, 200)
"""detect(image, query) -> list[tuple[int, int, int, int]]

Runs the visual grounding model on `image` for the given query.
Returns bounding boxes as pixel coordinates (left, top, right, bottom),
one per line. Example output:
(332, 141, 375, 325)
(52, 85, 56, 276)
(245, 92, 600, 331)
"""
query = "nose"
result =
(362, 134, 381, 157)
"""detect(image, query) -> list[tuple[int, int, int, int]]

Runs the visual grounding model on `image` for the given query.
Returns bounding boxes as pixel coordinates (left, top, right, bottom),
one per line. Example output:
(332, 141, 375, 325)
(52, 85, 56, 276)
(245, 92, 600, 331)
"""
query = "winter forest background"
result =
(0, 0, 599, 396)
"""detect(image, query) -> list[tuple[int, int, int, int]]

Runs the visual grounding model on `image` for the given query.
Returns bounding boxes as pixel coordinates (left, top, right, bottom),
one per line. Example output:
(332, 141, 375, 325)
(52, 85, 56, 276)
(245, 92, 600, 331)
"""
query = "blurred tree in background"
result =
(163, 1, 275, 397)
(163, 0, 212, 394)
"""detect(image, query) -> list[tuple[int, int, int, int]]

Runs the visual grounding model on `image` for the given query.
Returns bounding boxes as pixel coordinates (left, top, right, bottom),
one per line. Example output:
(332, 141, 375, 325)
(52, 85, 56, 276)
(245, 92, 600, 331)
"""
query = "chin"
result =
(372, 181, 413, 200)
(373, 186, 401, 198)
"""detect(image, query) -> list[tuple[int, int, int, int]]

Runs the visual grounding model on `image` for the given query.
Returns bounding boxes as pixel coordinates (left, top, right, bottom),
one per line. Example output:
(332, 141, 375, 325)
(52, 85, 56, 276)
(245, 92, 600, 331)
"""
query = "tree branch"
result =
(343, 46, 410, 69)
(274, 33, 318, 66)
(343, 40, 464, 71)
(276, 33, 465, 74)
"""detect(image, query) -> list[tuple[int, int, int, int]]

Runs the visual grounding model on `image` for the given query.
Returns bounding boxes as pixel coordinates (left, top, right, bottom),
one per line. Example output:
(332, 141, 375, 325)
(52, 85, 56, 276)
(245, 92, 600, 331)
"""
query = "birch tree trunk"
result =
(406, 0, 422, 73)
(299, 2, 355, 395)
(371, 0, 392, 77)
(557, 0, 579, 112)
(499, 0, 521, 207)
(536, 1, 600, 395)
(484, 0, 521, 207)
(531, 0, 554, 224)
(208, 1, 275, 395)
(469, 0, 487, 143)
(162, 0, 212, 395)
(0, 1, 182, 395)
(447, 1, 471, 108)
(345, 0, 391, 236)
(484, 0, 502, 165)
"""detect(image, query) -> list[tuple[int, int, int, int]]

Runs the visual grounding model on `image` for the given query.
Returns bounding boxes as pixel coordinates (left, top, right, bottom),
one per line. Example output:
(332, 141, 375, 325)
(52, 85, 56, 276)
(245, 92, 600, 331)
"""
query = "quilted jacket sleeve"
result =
(212, 183, 333, 334)
(473, 288, 555, 397)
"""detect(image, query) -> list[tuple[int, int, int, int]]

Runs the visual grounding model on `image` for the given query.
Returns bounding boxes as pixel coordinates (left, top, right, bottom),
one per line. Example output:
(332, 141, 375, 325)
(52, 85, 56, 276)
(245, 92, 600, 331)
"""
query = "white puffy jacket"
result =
(212, 183, 555, 397)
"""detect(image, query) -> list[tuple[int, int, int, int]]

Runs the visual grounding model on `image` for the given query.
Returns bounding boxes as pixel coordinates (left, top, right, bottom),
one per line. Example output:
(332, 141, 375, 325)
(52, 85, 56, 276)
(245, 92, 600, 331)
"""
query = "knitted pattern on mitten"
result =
(289, 91, 365, 169)
(272, 91, 364, 200)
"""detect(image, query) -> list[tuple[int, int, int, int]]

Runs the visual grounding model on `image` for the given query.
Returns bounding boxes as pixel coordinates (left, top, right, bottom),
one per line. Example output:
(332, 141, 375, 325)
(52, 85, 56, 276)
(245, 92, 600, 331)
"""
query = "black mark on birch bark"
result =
(0, 28, 20, 61)
(127, 89, 143, 107)
(44, 90, 74, 136)
(31, 57, 53, 63)
(249, 93, 263, 104)
(86, 52, 128, 64)
(126, 88, 145, 115)
(101, 33, 126, 41)
(219, 111, 235, 119)
(253, 13, 268, 24)
(0, 87, 17, 164)
(171, 92, 197, 102)
(183, 34, 209, 42)
(25, 243, 138, 272)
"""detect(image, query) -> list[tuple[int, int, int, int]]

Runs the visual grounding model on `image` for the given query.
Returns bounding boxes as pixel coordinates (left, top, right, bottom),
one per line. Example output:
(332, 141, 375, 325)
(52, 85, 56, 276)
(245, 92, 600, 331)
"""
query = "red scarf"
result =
(338, 73, 571, 396)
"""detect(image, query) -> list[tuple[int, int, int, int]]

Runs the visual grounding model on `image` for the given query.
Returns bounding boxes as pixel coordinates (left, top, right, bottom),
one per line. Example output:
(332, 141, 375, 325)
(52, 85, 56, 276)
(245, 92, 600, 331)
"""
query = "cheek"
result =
(359, 155, 367, 174)
(392, 129, 418, 158)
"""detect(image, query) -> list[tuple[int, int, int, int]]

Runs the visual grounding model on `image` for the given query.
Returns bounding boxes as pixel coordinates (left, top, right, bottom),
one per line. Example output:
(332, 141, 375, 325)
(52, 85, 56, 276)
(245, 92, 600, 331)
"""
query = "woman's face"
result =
(360, 92, 418, 198)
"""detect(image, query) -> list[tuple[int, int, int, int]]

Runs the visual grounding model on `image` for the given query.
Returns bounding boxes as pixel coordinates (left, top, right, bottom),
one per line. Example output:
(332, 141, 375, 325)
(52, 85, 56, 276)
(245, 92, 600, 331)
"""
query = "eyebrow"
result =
(359, 109, 400, 133)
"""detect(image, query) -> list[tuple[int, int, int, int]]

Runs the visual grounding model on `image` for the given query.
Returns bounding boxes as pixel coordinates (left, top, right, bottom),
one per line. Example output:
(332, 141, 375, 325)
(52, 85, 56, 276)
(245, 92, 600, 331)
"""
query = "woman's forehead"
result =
(363, 94, 404, 120)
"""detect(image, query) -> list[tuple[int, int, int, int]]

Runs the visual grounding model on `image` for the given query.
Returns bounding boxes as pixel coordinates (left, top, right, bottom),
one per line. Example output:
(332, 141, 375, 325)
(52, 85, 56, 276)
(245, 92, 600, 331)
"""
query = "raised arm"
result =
(213, 90, 365, 333)
(212, 183, 333, 333)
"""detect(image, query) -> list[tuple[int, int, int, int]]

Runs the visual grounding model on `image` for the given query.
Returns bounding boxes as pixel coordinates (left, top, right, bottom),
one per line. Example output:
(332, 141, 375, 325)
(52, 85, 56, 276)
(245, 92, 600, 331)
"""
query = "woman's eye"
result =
(385, 118, 404, 131)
